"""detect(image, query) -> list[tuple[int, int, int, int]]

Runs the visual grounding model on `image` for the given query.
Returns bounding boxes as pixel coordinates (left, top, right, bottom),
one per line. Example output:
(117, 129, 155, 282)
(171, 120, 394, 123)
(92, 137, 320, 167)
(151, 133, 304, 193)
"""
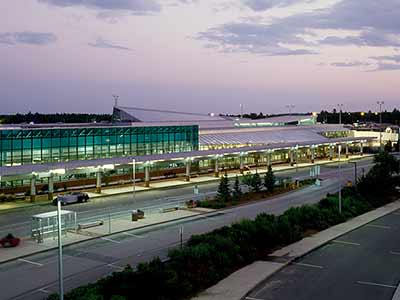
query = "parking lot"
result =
(247, 210, 400, 300)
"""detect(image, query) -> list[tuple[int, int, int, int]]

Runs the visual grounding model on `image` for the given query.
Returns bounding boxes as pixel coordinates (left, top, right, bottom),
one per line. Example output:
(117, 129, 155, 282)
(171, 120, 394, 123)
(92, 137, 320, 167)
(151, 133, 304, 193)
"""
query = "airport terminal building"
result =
(0, 106, 378, 200)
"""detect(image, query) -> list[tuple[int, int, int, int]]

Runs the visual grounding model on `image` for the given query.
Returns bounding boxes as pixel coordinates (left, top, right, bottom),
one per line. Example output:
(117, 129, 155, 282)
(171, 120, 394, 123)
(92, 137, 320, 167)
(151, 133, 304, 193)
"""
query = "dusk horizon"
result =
(1, 0, 399, 115)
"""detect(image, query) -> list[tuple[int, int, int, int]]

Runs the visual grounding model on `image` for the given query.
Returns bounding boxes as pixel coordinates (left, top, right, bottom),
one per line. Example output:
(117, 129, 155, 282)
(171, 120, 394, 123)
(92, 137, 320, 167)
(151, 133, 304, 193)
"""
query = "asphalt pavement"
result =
(0, 159, 372, 300)
(247, 210, 400, 300)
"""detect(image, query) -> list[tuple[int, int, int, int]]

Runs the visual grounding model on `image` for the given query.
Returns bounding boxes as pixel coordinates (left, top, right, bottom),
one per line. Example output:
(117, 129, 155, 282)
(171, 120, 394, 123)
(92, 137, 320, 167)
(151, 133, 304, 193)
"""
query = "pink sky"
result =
(1, 0, 399, 115)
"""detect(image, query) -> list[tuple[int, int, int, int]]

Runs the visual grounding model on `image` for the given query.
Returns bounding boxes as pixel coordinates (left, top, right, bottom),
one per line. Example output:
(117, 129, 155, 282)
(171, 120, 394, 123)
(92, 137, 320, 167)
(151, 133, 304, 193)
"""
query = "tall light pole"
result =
(337, 104, 344, 124)
(57, 199, 64, 300)
(338, 144, 342, 214)
(377, 101, 384, 151)
(286, 104, 295, 115)
(240, 104, 244, 118)
(132, 158, 136, 206)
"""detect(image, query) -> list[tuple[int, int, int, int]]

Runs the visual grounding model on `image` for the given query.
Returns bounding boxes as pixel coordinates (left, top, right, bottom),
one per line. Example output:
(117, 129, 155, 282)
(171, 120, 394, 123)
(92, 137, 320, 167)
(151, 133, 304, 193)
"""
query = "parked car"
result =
(0, 233, 20, 248)
(52, 192, 89, 206)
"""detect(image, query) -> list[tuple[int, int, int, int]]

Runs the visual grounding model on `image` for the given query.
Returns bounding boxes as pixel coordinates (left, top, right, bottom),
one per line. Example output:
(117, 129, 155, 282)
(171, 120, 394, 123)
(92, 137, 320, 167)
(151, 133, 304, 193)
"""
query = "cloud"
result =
(88, 38, 132, 51)
(0, 31, 57, 45)
(370, 54, 400, 63)
(242, 0, 310, 11)
(197, 22, 317, 56)
(198, 0, 400, 56)
(331, 61, 371, 67)
(370, 63, 400, 71)
(38, 0, 161, 15)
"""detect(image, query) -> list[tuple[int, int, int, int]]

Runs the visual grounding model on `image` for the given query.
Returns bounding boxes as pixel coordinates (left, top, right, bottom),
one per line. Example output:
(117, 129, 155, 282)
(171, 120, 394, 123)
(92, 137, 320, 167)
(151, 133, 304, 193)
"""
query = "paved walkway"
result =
(0, 154, 369, 212)
(193, 199, 400, 300)
(0, 208, 213, 264)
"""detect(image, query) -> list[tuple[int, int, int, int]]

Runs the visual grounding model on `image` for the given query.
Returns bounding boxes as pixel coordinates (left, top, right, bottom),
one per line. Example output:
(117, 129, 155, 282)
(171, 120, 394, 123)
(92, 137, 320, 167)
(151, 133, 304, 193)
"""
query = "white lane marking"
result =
(101, 237, 121, 244)
(365, 224, 391, 229)
(37, 288, 51, 294)
(389, 251, 400, 256)
(392, 212, 400, 216)
(332, 240, 360, 246)
(357, 281, 397, 289)
(122, 232, 145, 238)
(107, 263, 124, 271)
(18, 258, 43, 267)
(293, 262, 324, 269)
(245, 297, 265, 300)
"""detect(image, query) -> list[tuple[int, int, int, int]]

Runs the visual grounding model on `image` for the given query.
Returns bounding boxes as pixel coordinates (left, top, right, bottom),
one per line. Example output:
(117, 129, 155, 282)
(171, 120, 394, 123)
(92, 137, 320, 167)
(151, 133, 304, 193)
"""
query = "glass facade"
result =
(0, 125, 199, 166)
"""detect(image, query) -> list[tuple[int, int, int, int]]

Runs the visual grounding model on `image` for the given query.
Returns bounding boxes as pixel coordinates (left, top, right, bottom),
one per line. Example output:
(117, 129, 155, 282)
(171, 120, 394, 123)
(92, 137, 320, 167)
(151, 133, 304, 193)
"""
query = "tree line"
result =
(0, 112, 112, 124)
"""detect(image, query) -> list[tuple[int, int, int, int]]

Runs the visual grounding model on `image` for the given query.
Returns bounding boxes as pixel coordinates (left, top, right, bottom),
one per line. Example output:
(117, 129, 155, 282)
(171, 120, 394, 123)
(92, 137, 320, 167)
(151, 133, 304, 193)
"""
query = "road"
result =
(0, 158, 375, 300)
(0, 158, 373, 238)
(247, 210, 400, 300)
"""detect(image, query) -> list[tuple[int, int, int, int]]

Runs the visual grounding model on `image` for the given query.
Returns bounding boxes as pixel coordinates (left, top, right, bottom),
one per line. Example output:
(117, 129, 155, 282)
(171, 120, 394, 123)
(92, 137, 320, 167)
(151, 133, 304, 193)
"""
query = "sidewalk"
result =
(0, 154, 370, 212)
(193, 199, 400, 300)
(0, 208, 214, 264)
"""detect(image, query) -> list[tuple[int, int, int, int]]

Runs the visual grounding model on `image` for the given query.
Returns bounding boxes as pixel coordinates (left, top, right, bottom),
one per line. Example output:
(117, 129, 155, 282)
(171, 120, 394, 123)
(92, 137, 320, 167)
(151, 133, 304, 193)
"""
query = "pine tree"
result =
(232, 175, 242, 202)
(264, 165, 275, 192)
(216, 174, 231, 202)
(251, 172, 262, 193)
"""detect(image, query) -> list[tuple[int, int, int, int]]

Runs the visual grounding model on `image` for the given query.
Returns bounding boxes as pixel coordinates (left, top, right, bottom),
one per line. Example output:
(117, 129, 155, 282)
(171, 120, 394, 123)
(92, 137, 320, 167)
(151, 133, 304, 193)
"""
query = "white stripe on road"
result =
(293, 262, 324, 269)
(101, 237, 120, 244)
(389, 251, 400, 256)
(332, 240, 361, 246)
(18, 258, 43, 267)
(365, 224, 391, 229)
(245, 297, 265, 300)
(107, 263, 124, 271)
(392, 212, 400, 216)
(122, 232, 146, 238)
(37, 288, 51, 294)
(357, 281, 397, 289)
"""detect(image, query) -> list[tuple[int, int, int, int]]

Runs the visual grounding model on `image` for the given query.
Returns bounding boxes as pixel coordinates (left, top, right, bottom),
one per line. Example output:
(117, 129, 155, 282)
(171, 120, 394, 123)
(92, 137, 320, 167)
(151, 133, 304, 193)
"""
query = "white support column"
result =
(48, 173, 54, 200)
(311, 146, 315, 163)
(267, 151, 272, 167)
(329, 144, 334, 160)
(290, 149, 294, 166)
(239, 155, 244, 174)
(214, 158, 219, 177)
(185, 160, 191, 182)
(96, 170, 102, 193)
(144, 165, 150, 187)
(345, 143, 349, 158)
(360, 142, 364, 156)
(30, 175, 37, 202)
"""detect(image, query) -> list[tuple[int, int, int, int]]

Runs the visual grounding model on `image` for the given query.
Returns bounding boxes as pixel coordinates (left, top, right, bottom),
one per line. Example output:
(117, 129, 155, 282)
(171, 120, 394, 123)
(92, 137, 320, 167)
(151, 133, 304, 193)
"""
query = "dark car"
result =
(52, 192, 90, 205)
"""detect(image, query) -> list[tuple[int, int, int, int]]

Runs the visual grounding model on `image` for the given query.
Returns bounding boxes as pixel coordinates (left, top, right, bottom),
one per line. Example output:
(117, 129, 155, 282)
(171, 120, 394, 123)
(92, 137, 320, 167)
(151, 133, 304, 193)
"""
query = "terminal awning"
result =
(0, 137, 375, 177)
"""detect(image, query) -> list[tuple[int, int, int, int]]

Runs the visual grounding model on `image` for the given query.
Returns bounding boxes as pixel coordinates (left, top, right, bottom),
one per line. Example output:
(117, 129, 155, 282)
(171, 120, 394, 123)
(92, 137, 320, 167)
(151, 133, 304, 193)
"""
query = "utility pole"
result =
(286, 104, 295, 115)
(338, 144, 342, 214)
(377, 101, 384, 151)
(337, 104, 344, 124)
(112, 95, 119, 107)
(57, 200, 64, 300)
(240, 104, 244, 118)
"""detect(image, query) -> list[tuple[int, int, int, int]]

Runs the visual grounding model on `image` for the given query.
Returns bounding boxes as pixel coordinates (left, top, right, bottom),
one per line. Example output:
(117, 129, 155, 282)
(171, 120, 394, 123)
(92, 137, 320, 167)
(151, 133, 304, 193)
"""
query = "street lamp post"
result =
(338, 144, 342, 214)
(350, 161, 357, 186)
(337, 104, 344, 124)
(132, 158, 136, 206)
(57, 199, 64, 300)
(377, 101, 384, 151)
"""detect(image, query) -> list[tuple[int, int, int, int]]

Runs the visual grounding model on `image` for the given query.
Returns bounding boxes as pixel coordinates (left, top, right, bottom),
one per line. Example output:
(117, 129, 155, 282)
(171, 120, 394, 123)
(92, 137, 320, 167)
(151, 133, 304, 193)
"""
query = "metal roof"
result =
(0, 137, 375, 177)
